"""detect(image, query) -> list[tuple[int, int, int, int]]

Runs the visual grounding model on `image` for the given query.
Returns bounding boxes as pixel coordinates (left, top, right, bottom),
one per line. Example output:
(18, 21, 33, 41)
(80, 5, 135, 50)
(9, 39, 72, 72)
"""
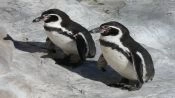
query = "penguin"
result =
(33, 9, 96, 64)
(96, 21, 155, 90)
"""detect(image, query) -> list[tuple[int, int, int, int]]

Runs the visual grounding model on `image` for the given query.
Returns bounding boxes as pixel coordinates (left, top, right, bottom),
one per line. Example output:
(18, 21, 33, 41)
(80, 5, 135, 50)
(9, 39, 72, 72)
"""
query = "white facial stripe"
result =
(136, 51, 147, 81)
(108, 26, 121, 30)
(100, 26, 130, 53)
(47, 14, 59, 16)
(44, 14, 73, 35)
(77, 33, 89, 56)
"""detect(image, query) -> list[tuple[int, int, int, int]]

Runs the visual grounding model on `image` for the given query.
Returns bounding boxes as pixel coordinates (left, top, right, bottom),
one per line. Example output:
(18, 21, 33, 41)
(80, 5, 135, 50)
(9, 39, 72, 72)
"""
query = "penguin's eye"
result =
(108, 28, 119, 36)
(44, 15, 59, 23)
(50, 15, 59, 21)
(101, 25, 108, 29)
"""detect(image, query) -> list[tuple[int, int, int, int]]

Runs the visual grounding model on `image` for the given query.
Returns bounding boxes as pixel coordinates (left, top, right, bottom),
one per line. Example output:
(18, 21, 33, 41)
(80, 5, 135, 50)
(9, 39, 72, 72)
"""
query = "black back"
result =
(124, 38, 155, 80)
(68, 21, 96, 57)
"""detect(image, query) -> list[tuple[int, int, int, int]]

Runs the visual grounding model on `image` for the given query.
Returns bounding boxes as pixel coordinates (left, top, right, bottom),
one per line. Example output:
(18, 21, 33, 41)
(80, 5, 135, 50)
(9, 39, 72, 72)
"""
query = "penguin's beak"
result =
(32, 16, 44, 23)
(89, 25, 110, 34)
(89, 27, 101, 34)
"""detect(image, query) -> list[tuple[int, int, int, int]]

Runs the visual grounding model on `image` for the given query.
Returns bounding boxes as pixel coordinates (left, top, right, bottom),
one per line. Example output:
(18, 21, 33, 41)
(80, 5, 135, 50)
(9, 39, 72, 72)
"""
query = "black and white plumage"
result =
(33, 9, 96, 64)
(97, 21, 155, 90)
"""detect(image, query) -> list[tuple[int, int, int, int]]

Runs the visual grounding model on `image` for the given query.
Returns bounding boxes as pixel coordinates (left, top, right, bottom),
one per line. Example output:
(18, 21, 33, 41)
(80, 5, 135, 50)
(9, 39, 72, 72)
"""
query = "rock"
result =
(0, 90, 17, 98)
(0, 27, 14, 74)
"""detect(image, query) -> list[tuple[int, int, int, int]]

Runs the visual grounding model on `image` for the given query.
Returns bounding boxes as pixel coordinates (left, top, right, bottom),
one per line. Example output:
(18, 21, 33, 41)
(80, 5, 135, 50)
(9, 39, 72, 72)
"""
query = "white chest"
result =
(45, 31, 78, 55)
(101, 45, 137, 80)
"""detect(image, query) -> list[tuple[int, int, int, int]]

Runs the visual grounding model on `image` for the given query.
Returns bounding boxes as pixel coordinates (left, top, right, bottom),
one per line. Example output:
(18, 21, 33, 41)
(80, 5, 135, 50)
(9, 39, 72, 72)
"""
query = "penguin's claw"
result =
(107, 83, 127, 88)
(101, 67, 106, 72)
(121, 84, 137, 91)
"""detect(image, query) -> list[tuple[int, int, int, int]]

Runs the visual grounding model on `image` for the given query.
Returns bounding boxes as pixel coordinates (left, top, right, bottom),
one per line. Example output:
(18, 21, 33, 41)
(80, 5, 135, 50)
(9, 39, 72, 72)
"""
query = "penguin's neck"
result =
(100, 34, 130, 54)
(44, 21, 73, 35)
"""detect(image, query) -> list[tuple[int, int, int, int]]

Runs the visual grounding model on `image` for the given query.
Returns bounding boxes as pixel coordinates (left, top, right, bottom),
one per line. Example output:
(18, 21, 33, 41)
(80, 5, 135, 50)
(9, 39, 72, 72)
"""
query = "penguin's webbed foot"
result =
(108, 82, 142, 91)
(121, 84, 141, 91)
(97, 54, 107, 72)
(54, 55, 83, 68)
(108, 78, 143, 91)
(123, 80, 142, 91)
(107, 83, 127, 88)
(54, 55, 71, 65)
(100, 67, 107, 72)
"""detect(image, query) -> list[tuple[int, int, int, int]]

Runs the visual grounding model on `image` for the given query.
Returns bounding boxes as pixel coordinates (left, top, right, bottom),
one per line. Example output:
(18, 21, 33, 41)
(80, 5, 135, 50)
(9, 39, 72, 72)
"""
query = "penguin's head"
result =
(99, 21, 129, 37)
(33, 9, 70, 27)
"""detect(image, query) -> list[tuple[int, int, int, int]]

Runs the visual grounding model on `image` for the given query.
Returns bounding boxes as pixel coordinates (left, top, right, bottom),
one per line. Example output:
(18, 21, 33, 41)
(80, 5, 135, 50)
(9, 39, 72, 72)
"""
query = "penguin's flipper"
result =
(131, 52, 144, 83)
(74, 33, 87, 61)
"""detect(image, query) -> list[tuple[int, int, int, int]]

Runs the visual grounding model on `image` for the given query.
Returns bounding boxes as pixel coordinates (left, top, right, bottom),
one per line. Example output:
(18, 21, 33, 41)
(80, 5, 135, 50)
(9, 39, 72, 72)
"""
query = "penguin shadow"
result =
(3, 34, 121, 85)
(3, 34, 47, 53)
(65, 60, 122, 85)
